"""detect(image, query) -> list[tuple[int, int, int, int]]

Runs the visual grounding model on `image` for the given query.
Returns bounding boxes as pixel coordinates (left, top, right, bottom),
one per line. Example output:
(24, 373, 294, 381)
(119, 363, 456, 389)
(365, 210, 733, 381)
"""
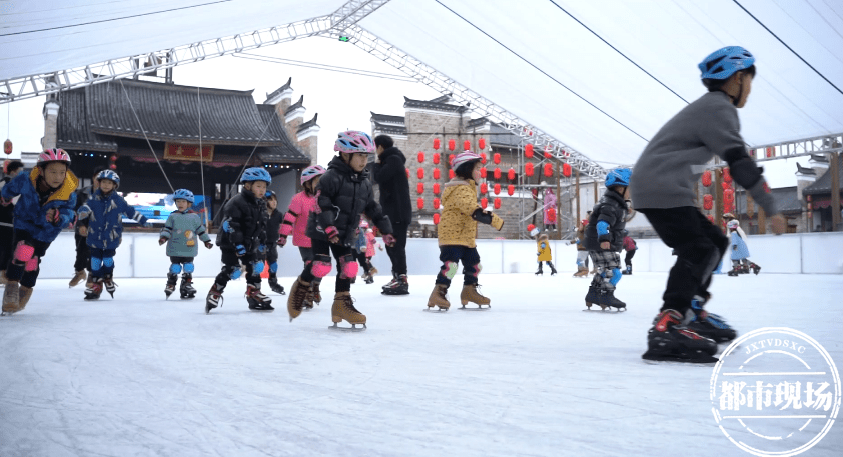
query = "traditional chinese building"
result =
(802, 154, 843, 232)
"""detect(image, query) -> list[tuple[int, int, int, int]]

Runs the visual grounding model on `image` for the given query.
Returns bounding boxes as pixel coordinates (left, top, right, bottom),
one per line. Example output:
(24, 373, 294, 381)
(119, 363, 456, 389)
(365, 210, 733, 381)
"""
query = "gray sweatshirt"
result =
(630, 91, 777, 215)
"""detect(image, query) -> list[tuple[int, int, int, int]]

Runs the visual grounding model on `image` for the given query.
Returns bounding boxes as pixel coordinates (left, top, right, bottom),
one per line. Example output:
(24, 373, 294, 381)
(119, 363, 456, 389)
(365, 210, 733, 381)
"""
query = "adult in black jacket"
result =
(373, 134, 412, 294)
(0, 160, 24, 284)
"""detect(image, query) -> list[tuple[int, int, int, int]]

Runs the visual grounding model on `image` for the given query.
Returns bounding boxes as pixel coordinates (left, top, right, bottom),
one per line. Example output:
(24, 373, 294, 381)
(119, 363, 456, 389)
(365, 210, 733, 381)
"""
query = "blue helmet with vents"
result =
(173, 189, 195, 204)
(605, 168, 632, 188)
(699, 46, 755, 80)
(240, 167, 272, 184)
(265, 190, 275, 199)
(96, 170, 120, 188)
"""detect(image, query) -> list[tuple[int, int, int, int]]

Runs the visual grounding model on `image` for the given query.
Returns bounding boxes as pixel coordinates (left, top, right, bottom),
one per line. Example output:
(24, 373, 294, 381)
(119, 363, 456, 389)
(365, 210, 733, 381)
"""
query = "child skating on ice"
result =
(77, 170, 148, 300)
(630, 46, 785, 363)
(583, 168, 631, 311)
(569, 219, 590, 277)
(356, 220, 381, 284)
(1, 149, 77, 315)
(535, 231, 557, 276)
(427, 151, 504, 311)
(622, 235, 637, 275)
(159, 189, 213, 299)
(205, 167, 273, 313)
(286, 131, 395, 329)
(726, 219, 760, 276)
(263, 190, 285, 295)
(278, 165, 326, 309)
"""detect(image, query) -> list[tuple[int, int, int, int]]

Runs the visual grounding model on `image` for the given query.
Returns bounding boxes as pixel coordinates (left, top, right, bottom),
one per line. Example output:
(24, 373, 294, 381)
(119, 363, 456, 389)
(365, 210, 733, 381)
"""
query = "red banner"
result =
(163, 143, 213, 162)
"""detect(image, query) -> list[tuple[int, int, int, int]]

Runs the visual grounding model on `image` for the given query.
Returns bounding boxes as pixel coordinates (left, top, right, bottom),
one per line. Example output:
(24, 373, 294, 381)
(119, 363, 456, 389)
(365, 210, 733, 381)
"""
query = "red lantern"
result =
(544, 151, 552, 159)
(494, 168, 501, 180)
(493, 153, 501, 164)
(479, 138, 486, 149)
(417, 168, 424, 179)
(721, 182, 730, 190)
(110, 155, 118, 162)
(544, 163, 553, 177)
(494, 198, 501, 209)
(527, 223, 536, 232)
(434, 183, 441, 194)
(722, 167, 732, 183)
(702, 170, 712, 187)
(480, 167, 487, 178)
(508, 168, 516, 180)
(525, 144, 534, 158)
(433, 197, 441, 209)
(3, 139, 11, 155)
(433, 213, 441, 225)
(449, 169, 455, 179)
(525, 163, 535, 177)
(433, 138, 441, 150)
(562, 163, 571, 178)
(433, 153, 441, 165)
(448, 139, 456, 151)
(417, 182, 424, 194)
(417, 152, 424, 163)
(507, 184, 515, 196)
(109, 164, 117, 170)
(494, 183, 501, 195)
(433, 168, 441, 180)
(481, 198, 488, 209)
(449, 154, 455, 166)
(703, 194, 713, 210)
(417, 198, 424, 209)
(481, 183, 488, 194)
(480, 152, 487, 164)
(464, 140, 471, 151)
(766, 147, 774, 158)
(723, 189, 734, 202)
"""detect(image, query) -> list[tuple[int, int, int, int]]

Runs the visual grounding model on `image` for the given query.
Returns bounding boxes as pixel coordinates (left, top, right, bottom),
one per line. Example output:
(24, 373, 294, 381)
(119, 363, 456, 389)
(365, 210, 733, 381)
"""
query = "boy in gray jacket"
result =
(159, 189, 212, 299)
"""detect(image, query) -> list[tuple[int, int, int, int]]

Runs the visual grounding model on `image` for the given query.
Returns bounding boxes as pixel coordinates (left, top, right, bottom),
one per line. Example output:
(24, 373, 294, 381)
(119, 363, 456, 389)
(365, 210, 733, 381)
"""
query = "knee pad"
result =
(269, 262, 278, 274)
(183, 263, 194, 274)
(609, 268, 622, 286)
(253, 261, 264, 274)
(91, 257, 103, 271)
(24, 256, 39, 272)
(311, 255, 332, 279)
(169, 264, 182, 274)
(339, 254, 358, 280)
(103, 257, 114, 268)
(441, 261, 459, 279)
(13, 241, 34, 263)
(230, 268, 242, 280)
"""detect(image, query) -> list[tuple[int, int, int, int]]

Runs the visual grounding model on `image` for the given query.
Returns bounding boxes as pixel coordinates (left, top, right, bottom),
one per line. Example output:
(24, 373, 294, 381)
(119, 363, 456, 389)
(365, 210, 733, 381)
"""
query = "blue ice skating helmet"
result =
(699, 46, 755, 80)
(300, 165, 327, 185)
(173, 189, 195, 204)
(240, 167, 272, 184)
(334, 131, 375, 154)
(605, 168, 632, 187)
(265, 190, 275, 199)
(96, 169, 120, 188)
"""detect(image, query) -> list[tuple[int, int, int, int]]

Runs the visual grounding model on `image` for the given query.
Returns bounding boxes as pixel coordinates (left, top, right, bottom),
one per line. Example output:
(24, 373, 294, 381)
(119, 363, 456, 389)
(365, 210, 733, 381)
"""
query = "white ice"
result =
(1, 271, 841, 457)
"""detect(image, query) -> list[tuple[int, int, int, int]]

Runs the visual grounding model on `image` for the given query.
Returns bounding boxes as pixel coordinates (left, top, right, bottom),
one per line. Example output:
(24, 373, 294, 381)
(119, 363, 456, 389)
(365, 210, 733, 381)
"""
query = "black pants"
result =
(73, 233, 91, 272)
(0, 225, 14, 273)
(301, 239, 354, 293)
(214, 249, 260, 288)
(354, 250, 372, 274)
(639, 207, 728, 314)
(624, 249, 636, 266)
(5, 229, 50, 288)
(385, 221, 408, 275)
(266, 245, 278, 276)
(298, 247, 314, 263)
(435, 245, 481, 286)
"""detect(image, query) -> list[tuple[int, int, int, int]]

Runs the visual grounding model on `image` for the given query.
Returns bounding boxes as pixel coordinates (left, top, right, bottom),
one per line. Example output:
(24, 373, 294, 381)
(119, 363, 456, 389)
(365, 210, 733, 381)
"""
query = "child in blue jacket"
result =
(1, 150, 78, 315)
(77, 170, 148, 300)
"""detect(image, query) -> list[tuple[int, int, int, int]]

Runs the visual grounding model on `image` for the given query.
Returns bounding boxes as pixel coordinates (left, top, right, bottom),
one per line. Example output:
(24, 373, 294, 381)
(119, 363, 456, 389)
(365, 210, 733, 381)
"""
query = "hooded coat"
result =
(584, 189, 629, 252)
(1, 167, 78, 243)
(216, 188, 267, 254)
(373, 146, 412, 226)
(79, 189, 148, 250)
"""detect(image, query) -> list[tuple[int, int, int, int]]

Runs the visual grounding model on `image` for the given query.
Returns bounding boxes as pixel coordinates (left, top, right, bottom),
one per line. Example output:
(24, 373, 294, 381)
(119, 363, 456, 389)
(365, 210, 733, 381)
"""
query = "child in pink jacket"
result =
(278, 165, 325, 307)
(358, 220, 382, 284)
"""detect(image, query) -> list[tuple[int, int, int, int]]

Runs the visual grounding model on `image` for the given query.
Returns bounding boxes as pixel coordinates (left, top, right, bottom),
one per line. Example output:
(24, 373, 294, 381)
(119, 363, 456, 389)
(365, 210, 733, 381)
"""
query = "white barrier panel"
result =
(32, 231, 843, 280)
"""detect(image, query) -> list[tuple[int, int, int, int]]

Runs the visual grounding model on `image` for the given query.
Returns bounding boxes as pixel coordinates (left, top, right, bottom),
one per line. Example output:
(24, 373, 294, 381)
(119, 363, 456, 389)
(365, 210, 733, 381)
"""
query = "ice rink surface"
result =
(1, 271, 841, 457)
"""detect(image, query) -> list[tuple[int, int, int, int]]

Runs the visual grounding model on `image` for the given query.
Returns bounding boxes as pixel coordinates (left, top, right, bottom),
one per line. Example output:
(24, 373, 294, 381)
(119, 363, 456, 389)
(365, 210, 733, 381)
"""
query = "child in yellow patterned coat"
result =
(535, 232, 558, 276)
(427, 151, 504, 311)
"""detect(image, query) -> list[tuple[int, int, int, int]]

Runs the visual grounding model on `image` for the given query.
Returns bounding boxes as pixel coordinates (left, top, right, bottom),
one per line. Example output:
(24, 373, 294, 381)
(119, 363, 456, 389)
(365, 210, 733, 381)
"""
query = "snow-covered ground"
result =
(1, 272, 841, 457)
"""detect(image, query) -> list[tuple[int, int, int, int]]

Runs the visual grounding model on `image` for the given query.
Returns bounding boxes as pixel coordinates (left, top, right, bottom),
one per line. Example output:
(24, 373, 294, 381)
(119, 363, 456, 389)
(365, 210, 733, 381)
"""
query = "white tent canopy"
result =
(2, 0, 842, 166)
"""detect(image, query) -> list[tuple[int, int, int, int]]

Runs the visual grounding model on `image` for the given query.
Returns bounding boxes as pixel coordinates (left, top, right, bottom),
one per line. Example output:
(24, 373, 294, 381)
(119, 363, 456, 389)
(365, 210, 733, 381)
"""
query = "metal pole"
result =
(556, 161, 562, 240)
(831, 151, 841, 231)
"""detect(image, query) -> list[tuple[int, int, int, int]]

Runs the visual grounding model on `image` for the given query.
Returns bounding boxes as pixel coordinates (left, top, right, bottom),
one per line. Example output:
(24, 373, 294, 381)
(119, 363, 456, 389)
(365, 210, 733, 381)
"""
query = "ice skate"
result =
(535, 264, 543, 276)
(584, 286, 607, 311)
(312, 280, 322, 304)
(548, 262, 557, 276)
(180, 274, 197, 299)
(0, 271, 7, 287)
(329, 291, 366, 331)
(303, 285, 315, 310)
(623, 265, 632, 275)
(727, 266, 740, 277)
(267, 274, 285, 295)
(17, 286, 32, 312)
(642, 310, 718, 364)
(459, 283, 490, 310)
(205, 283, 224, 314)
(368, 266, 378, 277)
(381, 274, 409, 295)
(687, 296, 736, 343)
(364, 276, 374, 284)
(573, 266, 589, 278)
(750, 262, 761, 275)
(2, 280, 20, 315)
(287, 276, 310, 321)
(164, 273, 178, 299)
(69, 269, 87, 288)
(84, 279, 103, 300)
(600, 289, 626, 311)
(246, 284, 273, 311)
(381, 272, 398, 290)
(426, 284, 450, 311)
(103, 278, 117, 298)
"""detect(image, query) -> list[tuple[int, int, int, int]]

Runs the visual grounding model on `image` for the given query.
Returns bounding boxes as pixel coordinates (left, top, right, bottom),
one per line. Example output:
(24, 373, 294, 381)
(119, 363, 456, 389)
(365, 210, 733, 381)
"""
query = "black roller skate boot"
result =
(180, 273, 197, 299)
(686, 295, 736, 343)
(268, 273, 285, 295)
(205, 283, 224, 314)
(246, 284, 274, 311)
(165, 273, 178, 299)
(642, 310, 718, 363)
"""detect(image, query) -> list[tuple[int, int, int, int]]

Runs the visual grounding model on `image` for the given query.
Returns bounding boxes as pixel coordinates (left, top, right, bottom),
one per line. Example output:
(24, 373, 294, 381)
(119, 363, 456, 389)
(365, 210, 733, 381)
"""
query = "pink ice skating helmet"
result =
(450, 150, 482, 170)
(334, 131, 375, 154)
(300, 165, 326, 186)
(359, 220, 369, 228)
(38, 148, 71, 165)
(727, 220, 739, 230)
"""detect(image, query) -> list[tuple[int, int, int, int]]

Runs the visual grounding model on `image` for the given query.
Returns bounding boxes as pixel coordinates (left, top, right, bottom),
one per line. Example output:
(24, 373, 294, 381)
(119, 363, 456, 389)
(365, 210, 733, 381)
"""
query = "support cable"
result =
(118, 79, 175, 193)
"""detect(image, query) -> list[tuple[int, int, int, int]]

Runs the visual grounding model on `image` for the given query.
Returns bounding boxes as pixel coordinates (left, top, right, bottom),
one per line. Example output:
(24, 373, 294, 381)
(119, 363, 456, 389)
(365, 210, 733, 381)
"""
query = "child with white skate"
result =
(622, 235, 637, 275)
(278, 165, 325, 309)
(427, 151, 504, 311)
(77, 170, 148, 300)
(158, 189, 213, 299)
(264, 190, 285, 295)
(535, 231, 557, 276)
(583, 168, 631, 311)
(205, 168, 272, 313)
(1, 150, 77, 314)
(286, 131, 395, 329)
(356, 219, 382, 284)
(726, 219, 760, 276)
(630, 46, 785, 363)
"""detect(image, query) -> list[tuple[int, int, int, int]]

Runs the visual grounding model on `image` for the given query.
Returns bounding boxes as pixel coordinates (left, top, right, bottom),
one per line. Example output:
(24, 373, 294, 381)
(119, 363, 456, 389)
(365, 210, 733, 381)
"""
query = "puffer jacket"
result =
(73, 185, 94, 232)
(279, 191, 316, 248)
(373, 146, 412, 226)
(573, 224, 587, 251)
(160, 210, 211, 257)
(265, 208, 282, 245)
(584, 189, 629, 252)
(306, 156, 392, 246)
(79, 189, 148, 250)
(537, 235, 552, 261)
(1, 167, 78, 243)
(216, 189, 267, 253)
(438, 178, 503, 248)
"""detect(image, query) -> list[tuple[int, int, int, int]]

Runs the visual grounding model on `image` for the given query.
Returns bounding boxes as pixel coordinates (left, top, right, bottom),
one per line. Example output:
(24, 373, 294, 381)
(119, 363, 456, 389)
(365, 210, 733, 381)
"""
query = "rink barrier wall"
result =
(35, 231, 843, 280)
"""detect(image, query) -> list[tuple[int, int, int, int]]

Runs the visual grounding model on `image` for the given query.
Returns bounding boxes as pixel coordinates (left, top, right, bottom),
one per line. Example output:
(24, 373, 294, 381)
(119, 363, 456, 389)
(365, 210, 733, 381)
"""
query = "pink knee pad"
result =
(311, 261, 332, 278)
(340, 256, 358, 280)
(14, 241, 34, 262)
(25, 256, 39, 272)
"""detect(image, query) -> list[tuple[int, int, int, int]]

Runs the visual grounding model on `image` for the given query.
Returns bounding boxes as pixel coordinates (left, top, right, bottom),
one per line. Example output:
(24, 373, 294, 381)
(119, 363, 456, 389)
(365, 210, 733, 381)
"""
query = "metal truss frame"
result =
(0, 0, 390, 104)
(748, 133, 843, 163)
(330, 25, 607, 180)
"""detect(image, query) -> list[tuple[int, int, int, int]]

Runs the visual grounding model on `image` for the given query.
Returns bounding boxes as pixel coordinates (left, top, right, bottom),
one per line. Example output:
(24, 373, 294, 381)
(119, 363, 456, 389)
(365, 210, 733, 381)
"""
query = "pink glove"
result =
(325, 226, 340, 244)
(382, 234, 396, 247)
(277, 235, 287, 247)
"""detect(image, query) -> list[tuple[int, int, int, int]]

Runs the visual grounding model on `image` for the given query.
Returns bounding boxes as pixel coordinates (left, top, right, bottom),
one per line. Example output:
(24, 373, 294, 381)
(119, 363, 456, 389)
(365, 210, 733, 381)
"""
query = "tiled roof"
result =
(428, 94, 452, 103)
(803, 155, 843, 195)
(488, 123, 525, 148)
(809, 154, 829, 163)
(796, 163, 816, 175)
(403, 96, 467, 113)
(256, 105, 309, 162)
(82, 79, 292, 147)
(466, 117, 489, 129)
(257, 146, 311, 164)
(264, 77, 292, 103)
(372, 121, 406, 135)
(297, 113, 318, 133)
(56, 89, 118, 152)
(285, 95, 304, 116)
(735, 186, 802, 214)
(369, 112, 404, 125)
